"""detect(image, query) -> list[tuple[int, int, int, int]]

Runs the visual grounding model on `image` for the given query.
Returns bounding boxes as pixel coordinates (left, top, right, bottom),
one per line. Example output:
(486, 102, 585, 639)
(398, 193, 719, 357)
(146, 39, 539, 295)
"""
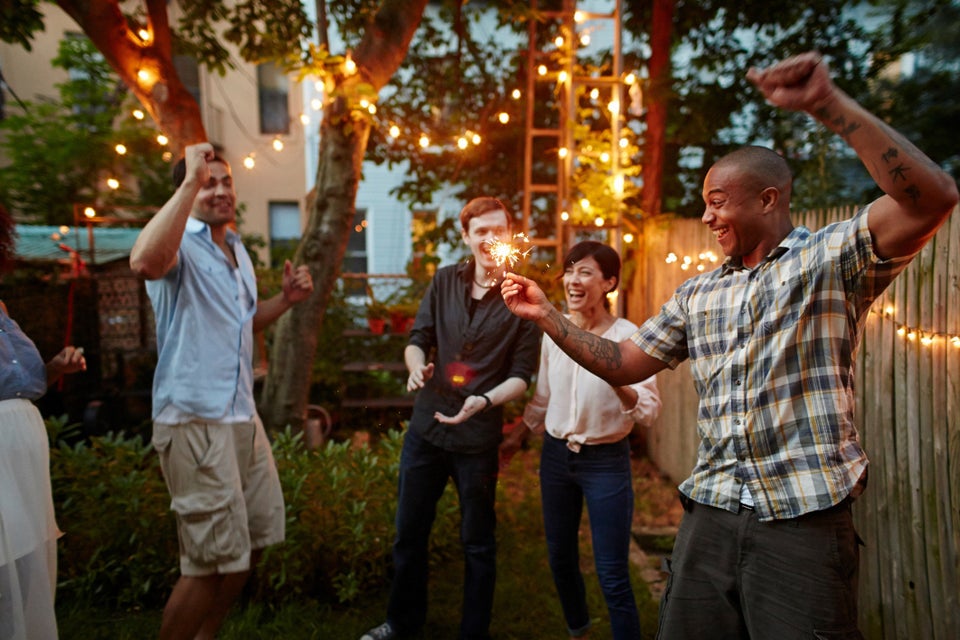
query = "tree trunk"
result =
(56, 0, 206, 156)
(259, 0, 429, 432)
(259, 103, 369, 431)
(641, 0, 675, 217)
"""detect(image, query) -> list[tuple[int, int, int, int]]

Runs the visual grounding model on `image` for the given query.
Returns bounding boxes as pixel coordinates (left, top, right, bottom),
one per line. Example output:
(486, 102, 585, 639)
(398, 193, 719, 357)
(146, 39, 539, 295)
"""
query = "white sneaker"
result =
(360, 621, 397, 640)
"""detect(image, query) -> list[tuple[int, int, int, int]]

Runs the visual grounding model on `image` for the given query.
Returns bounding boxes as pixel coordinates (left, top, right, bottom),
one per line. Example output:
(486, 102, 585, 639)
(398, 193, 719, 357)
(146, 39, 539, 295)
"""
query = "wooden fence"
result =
(628, 204, 960, 640)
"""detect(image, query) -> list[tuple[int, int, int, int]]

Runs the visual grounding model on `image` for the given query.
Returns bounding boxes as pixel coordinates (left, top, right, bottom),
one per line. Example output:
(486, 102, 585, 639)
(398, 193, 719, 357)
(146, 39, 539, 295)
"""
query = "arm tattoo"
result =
(881, 148, 921, 202)
(815, 107, 862, 140)
(817, 108, 934, 205)
(889, 163, 910, 182)
(547, 308, 623, 374)
(905, 184, 921, 203)
(833, 116, 861, 140)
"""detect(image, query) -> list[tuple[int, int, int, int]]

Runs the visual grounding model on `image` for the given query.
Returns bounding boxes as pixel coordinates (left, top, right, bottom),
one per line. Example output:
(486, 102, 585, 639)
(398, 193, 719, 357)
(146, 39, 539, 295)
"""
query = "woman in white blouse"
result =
(506, 241, 660, 639)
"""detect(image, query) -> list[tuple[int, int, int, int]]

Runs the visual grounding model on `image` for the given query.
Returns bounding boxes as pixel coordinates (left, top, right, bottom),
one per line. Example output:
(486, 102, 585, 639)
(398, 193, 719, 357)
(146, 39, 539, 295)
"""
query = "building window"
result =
(343, 208, 369, 296)
(258, 63, 289, 134)
(269, 201, 301, 264)
(172, 55, 201, 105)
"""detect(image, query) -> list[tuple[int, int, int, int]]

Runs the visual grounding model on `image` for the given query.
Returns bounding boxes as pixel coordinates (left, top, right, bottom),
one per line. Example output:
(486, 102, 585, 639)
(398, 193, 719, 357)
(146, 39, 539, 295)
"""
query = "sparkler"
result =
(486, 233, 534, 269)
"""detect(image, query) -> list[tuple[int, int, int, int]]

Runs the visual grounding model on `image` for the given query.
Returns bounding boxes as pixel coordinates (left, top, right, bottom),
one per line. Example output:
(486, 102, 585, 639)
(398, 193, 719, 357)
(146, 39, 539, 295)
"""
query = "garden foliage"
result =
(48, 418, 460, 609)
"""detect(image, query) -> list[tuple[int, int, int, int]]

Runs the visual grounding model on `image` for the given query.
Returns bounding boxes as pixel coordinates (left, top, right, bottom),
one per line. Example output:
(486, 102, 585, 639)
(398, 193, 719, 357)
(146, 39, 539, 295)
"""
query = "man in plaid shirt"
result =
(501, 51, 958, 639)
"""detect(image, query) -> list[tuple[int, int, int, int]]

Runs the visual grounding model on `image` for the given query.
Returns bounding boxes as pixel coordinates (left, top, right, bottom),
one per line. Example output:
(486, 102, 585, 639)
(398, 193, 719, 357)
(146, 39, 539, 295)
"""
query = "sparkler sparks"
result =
(486, 233, 534, 269)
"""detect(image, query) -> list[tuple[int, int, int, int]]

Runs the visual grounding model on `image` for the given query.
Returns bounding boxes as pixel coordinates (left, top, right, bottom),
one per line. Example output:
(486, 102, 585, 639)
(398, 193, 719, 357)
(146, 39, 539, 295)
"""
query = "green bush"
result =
(256, 428, 460, 605)
(48, 420, 460, 610)
(50, 423, 177, 610)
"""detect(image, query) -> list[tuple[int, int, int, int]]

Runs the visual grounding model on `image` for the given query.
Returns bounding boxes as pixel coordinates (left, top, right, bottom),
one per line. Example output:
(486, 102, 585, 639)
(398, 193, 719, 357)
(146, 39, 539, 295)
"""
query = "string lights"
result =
(109, 7, 641, 204)
(665, 250, 720, 272)
(870, 303, 960, 349)
(659, 254, 957, 347)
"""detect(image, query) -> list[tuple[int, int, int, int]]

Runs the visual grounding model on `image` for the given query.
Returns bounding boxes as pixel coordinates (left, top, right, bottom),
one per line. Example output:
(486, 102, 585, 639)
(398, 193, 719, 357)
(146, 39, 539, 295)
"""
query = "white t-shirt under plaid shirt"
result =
(632, 205, 914, 521)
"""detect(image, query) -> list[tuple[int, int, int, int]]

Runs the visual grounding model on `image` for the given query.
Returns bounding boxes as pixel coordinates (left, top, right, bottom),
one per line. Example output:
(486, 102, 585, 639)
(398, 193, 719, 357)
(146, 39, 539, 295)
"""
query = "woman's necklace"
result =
(474, 278, 494, 288)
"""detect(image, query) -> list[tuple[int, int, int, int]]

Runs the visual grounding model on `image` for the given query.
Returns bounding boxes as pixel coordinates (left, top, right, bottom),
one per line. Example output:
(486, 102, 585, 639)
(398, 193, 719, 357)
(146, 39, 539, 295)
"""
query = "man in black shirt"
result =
(361, 197, 541, 640)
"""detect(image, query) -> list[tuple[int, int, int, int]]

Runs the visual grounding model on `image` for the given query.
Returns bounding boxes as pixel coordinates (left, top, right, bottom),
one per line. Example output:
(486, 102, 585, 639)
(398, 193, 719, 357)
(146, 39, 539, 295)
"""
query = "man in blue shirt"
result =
(131, 142, 313, 640)
(502, 52, 958, 639)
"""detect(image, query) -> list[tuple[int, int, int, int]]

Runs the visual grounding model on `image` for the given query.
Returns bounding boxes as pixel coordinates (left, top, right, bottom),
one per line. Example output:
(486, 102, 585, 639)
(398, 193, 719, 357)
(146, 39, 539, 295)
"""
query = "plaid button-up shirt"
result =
(632, 205, 914, 520)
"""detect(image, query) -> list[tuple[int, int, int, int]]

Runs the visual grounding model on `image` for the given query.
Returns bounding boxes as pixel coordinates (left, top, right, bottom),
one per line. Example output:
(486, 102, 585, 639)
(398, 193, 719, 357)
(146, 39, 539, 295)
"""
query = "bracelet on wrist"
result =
(481, 393, 493, 411)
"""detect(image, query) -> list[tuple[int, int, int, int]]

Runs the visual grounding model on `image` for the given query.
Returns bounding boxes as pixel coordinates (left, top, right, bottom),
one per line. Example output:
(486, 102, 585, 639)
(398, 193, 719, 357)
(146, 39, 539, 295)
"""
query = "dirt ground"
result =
(629, 455, 683, 601)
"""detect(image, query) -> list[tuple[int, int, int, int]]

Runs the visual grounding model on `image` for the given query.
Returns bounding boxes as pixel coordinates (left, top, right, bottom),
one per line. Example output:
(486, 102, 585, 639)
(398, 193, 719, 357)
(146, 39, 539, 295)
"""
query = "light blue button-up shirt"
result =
(146, 217, 258, 421)
(0, 306, 46, 401)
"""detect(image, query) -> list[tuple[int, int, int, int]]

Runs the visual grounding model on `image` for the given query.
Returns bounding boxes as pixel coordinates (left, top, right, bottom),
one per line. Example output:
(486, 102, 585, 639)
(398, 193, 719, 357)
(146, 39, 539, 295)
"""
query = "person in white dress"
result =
(0, 202, 86, 640)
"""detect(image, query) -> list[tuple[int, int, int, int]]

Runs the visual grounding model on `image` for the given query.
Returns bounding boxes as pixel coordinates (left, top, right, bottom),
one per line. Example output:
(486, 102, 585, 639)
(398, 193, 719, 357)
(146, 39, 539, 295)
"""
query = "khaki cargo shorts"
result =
(152, 416, 285, 576)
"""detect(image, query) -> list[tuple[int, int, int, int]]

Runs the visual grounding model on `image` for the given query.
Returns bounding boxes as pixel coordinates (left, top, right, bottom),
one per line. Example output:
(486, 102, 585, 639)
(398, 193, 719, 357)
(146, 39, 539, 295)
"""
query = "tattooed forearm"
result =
(546, 308, 623, 376)
(816, 103, 946, 206)
(583, 335, 623, 371)
(814, 107, 861, 140)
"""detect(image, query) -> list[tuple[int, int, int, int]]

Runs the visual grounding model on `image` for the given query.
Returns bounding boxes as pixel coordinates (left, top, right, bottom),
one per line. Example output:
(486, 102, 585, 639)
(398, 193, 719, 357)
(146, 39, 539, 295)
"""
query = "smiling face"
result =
(462, 209, 511, 273)
(701, 146, 794, 268)
(190, 160, 236, 229)
(701, 164, 768, 263)
(563, 255, 616, 315)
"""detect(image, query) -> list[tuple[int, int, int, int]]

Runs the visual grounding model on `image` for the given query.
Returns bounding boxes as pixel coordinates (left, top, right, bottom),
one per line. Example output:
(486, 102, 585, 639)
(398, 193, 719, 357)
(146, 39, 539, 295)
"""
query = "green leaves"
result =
(0, 0, 43, 50)
(0, 36, 169, 224)
(50, 421, 460, 608)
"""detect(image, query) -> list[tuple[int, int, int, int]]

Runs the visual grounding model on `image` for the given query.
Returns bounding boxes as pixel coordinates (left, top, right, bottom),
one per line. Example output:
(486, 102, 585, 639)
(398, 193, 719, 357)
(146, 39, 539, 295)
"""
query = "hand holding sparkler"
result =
(500, 272, 554, 322)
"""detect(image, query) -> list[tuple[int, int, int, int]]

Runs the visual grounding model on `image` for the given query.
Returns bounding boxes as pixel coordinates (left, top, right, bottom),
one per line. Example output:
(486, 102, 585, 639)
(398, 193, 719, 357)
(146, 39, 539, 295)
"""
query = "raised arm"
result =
(129, 143, 214, 279)
(501, 273, 666, 387)
(747, 52, 959, 258)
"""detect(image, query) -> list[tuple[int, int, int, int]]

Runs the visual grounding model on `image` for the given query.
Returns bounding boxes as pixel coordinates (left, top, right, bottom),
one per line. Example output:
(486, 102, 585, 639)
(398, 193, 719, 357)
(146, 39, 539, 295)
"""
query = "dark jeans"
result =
(540, 433, 641, 639)
(386, 429, 499, 640)
(656, 496, 864, 640)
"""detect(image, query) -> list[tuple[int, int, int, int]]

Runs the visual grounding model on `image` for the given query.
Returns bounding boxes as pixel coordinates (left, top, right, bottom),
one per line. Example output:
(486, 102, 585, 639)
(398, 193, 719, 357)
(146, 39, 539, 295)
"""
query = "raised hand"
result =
(282, 260, 314, 304)
(746, 51, 835, 114)
(46, 345, 86, 385)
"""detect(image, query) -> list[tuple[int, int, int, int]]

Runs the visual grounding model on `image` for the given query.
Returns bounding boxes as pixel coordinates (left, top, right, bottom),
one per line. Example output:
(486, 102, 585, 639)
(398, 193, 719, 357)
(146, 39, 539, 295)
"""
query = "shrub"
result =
(256, 428, 460, 605)
(50, 421, 177, 609)
(48, 419, 460, 609)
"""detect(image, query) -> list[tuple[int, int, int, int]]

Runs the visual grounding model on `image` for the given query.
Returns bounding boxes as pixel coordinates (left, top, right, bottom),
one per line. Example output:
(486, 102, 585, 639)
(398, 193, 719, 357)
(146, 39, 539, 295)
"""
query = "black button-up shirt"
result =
(407, 260, 541, 453)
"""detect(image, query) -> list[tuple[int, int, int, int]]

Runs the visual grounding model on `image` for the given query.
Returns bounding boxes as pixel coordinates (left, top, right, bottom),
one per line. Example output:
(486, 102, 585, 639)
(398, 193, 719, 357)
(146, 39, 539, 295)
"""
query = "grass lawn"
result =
(56, 441, 680, 639)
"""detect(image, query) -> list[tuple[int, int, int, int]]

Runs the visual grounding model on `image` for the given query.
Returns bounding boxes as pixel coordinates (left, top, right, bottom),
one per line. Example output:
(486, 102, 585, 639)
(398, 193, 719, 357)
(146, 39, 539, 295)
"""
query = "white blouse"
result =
(522, 316, 661, 452)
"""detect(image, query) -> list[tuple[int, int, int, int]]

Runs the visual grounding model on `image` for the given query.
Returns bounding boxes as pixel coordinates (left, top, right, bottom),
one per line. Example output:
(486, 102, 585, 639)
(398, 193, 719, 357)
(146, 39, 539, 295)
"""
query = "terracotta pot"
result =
(390, 312, 415, 333)
(367, 317, 386, 334)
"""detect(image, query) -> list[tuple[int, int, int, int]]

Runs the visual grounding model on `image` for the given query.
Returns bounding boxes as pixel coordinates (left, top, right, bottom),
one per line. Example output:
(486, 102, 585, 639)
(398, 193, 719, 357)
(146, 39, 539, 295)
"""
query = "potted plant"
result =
(365, 299, 389, 334)
(386, 296, 420, 334)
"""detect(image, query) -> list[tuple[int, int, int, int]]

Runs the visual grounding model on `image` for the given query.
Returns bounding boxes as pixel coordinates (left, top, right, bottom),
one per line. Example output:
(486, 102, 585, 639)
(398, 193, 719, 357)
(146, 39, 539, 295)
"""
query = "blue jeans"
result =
(386, 429, 499, 640)
(540, 433, 641, 639)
